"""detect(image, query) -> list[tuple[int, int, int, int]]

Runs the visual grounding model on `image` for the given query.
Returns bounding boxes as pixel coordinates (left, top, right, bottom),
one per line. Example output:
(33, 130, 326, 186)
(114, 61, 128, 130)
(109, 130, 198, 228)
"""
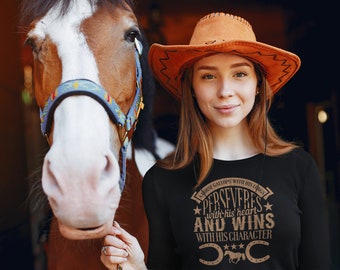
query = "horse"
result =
(20, 0, 173, 269)
(224, 250, 246, 264)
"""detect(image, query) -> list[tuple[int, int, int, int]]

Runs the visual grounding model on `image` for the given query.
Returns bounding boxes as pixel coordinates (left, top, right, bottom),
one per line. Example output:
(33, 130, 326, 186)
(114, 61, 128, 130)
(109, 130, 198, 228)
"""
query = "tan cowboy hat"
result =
(148, 12, 301, 100)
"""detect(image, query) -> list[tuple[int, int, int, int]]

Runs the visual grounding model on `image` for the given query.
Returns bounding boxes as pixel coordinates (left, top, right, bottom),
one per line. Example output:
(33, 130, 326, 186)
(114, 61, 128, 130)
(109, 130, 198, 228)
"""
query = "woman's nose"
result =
(218, 80, 235, 98)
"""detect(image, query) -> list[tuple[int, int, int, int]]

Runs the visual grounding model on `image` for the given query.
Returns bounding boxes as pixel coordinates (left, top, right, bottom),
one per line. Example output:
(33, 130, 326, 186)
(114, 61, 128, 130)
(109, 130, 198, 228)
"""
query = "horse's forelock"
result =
(20, 0, 136, 26)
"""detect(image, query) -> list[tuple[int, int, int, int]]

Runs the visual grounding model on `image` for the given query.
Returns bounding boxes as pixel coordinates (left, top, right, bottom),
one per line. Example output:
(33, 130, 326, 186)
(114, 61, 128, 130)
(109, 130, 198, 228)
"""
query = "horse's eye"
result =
(24, 37, 37, 52)
(126, 29, 140, 43)
(24, 36, 43, 55)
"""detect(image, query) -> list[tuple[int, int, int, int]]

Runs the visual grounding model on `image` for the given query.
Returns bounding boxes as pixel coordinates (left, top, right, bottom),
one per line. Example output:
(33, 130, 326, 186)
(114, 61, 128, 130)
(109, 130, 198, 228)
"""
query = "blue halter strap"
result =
(39, 39, 144, 192)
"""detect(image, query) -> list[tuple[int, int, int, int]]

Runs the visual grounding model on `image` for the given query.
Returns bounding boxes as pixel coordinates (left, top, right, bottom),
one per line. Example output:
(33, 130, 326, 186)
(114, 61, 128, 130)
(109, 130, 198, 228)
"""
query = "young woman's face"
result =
(192, 53, 258, 131)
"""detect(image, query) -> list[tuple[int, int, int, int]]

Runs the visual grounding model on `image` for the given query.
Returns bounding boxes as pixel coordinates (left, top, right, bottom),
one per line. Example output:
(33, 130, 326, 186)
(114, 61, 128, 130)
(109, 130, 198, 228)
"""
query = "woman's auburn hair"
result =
(158, 64, 297, 187)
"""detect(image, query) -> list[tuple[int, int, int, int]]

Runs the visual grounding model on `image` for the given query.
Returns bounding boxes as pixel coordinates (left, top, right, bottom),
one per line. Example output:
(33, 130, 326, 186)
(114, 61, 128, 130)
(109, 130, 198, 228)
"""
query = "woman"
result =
(101, 12, 331, 270)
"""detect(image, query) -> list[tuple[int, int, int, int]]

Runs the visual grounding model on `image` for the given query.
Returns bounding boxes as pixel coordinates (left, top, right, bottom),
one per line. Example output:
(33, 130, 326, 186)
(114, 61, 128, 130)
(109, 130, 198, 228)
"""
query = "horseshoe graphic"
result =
(198, 243, 223, 265)
(245, 240, 270, 263)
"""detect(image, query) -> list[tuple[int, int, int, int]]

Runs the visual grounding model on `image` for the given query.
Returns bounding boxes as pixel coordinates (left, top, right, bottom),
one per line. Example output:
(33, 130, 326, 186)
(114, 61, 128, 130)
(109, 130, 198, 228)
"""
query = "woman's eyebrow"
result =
(230, 62, 253, 69)
(195, 65, 217, 71)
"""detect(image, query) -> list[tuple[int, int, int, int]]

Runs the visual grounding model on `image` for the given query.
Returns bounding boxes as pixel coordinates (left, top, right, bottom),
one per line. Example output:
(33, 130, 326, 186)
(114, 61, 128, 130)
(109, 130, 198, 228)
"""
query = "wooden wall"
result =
(0, 1, 35, 269)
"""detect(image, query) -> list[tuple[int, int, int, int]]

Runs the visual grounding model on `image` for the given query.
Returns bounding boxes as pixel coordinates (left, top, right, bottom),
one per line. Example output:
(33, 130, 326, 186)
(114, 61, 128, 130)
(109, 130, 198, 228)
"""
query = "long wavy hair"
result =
(158, 61, 297, 187)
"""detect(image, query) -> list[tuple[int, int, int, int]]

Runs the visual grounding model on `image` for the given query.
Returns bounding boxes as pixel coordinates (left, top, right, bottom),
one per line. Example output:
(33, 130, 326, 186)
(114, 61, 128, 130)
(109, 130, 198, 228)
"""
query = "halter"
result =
(39, 39, 144, 191)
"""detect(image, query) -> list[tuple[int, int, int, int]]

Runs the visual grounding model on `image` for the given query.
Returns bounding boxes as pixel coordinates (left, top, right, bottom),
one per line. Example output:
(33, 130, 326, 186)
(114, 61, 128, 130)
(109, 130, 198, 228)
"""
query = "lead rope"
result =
(39, 39, 144, 192)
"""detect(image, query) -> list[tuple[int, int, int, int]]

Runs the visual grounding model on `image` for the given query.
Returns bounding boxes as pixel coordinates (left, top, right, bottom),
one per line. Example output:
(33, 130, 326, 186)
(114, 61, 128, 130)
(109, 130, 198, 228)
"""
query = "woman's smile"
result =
(214, 103, 240, 114)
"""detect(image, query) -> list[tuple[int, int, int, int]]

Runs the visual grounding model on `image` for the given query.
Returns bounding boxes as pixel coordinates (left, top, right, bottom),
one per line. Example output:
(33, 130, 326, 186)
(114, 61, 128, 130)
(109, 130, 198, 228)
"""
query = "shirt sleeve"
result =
(297, 153, 332, 270)
(142, 166, 180, 270)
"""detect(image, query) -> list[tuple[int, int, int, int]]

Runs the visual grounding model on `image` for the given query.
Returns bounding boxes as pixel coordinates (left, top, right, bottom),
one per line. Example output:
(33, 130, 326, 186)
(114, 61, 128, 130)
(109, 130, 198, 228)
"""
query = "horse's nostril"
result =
(104, 155, 113, 173)
(42, 158, 63, 199)
(101, 152, 120, 183)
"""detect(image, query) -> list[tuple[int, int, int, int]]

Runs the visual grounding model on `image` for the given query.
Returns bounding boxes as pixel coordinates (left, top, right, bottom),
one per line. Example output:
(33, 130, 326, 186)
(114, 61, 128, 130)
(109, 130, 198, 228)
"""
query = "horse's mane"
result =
(20, 0, 136, 26)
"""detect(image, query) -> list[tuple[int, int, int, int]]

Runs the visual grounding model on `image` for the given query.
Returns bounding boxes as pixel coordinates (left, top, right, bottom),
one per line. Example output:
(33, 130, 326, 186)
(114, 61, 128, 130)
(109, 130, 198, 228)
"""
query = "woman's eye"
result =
(201, 74, 215, 79)
(235, 72, 247, 78)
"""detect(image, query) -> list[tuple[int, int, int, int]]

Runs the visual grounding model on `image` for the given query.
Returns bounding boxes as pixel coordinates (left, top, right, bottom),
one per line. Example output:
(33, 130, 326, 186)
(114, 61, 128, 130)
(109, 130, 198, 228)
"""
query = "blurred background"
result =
(1, 0, 339, 269)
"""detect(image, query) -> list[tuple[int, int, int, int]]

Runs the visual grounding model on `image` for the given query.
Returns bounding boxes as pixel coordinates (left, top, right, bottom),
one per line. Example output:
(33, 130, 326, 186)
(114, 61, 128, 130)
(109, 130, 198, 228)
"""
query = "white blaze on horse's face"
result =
(26, 0, 140, 239)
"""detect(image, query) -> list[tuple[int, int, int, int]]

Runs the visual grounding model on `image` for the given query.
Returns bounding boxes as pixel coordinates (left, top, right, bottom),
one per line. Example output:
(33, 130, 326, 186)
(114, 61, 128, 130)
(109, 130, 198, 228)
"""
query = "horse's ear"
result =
(132, 30, 159, 158)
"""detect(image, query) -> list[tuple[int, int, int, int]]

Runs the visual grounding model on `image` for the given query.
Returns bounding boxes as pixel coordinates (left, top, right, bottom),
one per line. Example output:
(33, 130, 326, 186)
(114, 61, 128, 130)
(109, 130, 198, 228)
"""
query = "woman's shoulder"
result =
(143, 161, 195, 190)
(145, 162, 192, 179)
(282, 146, 315, 161)
(272, 146, 318, 170)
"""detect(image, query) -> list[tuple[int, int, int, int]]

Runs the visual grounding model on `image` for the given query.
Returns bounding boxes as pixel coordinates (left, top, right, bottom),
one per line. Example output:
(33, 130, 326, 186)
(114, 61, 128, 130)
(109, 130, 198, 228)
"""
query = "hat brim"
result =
(148, 40, 301, 100)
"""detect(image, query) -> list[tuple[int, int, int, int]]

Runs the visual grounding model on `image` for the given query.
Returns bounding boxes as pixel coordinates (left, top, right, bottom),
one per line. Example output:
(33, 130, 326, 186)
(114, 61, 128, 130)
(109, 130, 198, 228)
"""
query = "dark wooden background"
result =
(1, 0, 338, 269)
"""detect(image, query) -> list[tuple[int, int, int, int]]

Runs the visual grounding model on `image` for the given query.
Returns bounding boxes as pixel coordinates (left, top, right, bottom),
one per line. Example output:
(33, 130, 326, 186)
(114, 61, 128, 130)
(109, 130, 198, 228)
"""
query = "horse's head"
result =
(21, 0, 144, 239)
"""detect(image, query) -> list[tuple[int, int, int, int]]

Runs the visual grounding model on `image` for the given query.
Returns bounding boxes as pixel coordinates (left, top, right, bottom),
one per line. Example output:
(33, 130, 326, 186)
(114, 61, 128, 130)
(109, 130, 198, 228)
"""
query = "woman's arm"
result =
(142, 167, 180, 269)
(298, 154, 331, 269)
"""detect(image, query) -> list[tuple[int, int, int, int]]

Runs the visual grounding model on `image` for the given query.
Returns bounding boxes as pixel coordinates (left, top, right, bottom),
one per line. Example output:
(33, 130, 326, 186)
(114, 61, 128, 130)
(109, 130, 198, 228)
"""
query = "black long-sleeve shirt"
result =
(142, 147, 331, 270)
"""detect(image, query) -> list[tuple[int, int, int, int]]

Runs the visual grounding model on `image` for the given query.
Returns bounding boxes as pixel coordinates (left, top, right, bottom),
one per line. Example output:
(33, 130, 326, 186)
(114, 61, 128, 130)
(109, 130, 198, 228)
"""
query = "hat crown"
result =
(189, 12, 256, 45)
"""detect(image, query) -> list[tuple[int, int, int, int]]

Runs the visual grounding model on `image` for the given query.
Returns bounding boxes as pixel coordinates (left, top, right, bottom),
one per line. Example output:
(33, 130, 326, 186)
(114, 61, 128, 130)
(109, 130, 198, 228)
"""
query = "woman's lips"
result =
(215, 104, 239, 113)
